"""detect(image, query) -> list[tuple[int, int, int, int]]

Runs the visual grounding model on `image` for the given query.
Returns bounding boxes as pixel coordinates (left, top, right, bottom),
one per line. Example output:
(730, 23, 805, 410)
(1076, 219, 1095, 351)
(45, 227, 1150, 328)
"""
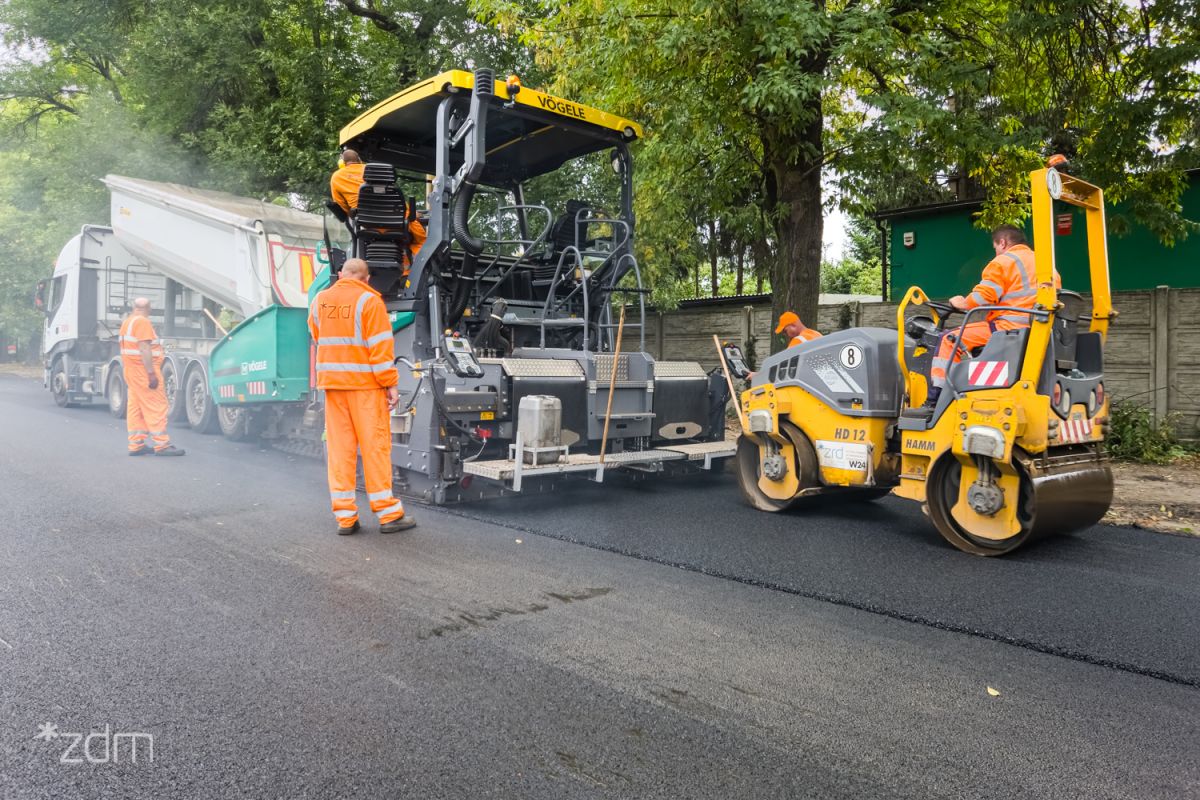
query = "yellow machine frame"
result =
(739, 165, 1115, 555)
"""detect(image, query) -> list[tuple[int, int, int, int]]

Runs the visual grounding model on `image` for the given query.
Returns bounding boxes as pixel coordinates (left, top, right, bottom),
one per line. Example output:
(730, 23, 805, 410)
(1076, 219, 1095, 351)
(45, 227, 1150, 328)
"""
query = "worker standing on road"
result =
(928, 224, 1061, 399)
(309, 258, 415, 535)
(119, 298, 185, 457)
(775, 311, 822, 348)
(330, 149, 428, 268)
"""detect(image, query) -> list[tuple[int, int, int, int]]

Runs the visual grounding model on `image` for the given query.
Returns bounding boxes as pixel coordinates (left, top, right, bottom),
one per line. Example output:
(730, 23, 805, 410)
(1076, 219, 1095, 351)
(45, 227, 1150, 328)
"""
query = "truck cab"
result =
(40, 225, 216, 412)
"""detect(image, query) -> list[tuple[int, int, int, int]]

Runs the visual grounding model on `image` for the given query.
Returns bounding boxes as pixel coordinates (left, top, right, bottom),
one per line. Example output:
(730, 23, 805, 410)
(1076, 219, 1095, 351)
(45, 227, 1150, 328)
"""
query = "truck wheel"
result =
(50, 359, 76, 408)
(184, 366, 220, 434)
(162, 359, 187, 422)
(217, 405, 264, 441)
(107, 369, 127, 418)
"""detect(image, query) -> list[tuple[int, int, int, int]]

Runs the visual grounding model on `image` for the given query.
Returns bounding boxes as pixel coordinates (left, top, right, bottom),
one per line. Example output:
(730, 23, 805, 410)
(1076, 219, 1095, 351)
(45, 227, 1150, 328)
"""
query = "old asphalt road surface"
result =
(1, 373, 1197, 799)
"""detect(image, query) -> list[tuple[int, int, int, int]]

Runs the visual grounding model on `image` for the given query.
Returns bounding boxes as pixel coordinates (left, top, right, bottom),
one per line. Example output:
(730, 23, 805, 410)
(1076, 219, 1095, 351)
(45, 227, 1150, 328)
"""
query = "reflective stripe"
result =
(1002, 287, 1037, 300)
(128, 430, 149, 435)
(316, 362, 375, 373)
(120, 335, 139, 342)
(367, 490, 393, 502)
(353, 291, 371, 346)
(370, 361, 394, 373)
(365, 331, 392, 347)
(979, 279, 1003, 294)
(376, 501, 404, 518)
(120, 348, 140, 355)
(997, 313, 1030, 324)
(1006, 251, 1032, 290)
(968, 292, 987, 306)
(334, 509, 358, 519)
(149, 430, 167, 436)
(318, 336, 359, 346)
(330, 490, 356, 500)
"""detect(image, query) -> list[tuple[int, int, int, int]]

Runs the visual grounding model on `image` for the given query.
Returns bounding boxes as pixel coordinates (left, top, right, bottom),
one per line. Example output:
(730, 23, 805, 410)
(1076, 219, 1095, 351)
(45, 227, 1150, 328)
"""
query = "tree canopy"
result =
(0, 0, 1196, 353)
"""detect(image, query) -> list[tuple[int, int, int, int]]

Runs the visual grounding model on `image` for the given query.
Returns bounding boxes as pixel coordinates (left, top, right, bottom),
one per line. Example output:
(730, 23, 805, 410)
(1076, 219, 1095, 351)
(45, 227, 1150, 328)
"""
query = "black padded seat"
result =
(353, 162, 413, 269)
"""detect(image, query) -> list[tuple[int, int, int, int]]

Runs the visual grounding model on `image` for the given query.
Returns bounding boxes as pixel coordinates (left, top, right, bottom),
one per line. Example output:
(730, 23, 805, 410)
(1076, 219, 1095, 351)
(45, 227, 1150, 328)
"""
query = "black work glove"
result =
(148, 375, 159, 390)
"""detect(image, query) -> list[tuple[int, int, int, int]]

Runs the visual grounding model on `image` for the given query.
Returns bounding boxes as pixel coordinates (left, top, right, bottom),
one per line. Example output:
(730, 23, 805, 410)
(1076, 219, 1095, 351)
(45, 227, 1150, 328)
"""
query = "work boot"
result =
(337, 520, 360, 536)
(128, 445, 154, 457)
(155, 446, 186, 457)
(379, 516, 417, 534)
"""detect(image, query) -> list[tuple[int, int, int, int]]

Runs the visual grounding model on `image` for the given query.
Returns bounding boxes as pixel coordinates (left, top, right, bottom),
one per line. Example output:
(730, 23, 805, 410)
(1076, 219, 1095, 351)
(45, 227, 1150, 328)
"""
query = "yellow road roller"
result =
(732, 165, 1115, 555)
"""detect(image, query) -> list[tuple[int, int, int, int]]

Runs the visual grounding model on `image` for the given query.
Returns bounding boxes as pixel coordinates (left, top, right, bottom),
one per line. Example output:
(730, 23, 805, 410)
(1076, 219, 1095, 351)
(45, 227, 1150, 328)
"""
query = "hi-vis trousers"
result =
(324, 389, 405, 529)
(126, 367, 171, 452)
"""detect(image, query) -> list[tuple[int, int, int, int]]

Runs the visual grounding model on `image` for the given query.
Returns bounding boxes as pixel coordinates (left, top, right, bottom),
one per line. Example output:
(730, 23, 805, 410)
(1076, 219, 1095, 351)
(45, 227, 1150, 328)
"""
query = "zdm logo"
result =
(34, 723, 155, 765)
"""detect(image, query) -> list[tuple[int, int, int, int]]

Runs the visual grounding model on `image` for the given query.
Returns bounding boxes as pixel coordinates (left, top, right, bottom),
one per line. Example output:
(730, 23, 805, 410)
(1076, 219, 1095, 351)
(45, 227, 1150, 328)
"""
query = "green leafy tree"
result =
(480, 0, 1199, 350)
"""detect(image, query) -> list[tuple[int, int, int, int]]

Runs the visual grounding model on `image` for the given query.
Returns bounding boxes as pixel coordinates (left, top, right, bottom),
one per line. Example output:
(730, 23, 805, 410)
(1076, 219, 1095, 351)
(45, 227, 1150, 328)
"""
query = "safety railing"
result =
(538, 209, 644, 352)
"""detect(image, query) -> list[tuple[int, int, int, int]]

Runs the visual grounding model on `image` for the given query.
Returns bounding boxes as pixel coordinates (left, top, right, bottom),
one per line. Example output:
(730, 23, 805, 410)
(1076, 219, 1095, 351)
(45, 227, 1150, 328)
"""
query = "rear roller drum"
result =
(735, 421, 818, 512)
(927, 456, 1034, 556)
(926, 450, 1112, 556)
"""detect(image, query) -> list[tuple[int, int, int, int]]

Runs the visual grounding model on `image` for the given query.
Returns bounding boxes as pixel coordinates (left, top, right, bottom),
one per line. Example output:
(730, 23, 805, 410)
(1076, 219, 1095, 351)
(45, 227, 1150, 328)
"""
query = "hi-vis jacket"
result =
(308, 277, 399, 391)
(787, 328, 822, 348)
(118, 315, 163, 376)
(962, 244, 1062, 330)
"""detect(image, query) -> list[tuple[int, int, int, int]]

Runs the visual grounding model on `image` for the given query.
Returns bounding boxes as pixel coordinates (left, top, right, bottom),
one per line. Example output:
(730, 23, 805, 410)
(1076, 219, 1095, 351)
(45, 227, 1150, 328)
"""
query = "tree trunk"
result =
(708, 220, 719, 297)
(766, 115, 824, 352)
(735, 245, 745, 296)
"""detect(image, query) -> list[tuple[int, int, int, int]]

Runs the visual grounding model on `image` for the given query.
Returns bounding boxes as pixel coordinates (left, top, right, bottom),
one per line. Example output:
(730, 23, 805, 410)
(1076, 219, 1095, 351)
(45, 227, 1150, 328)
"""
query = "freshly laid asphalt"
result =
(1, 373, 1197, 798)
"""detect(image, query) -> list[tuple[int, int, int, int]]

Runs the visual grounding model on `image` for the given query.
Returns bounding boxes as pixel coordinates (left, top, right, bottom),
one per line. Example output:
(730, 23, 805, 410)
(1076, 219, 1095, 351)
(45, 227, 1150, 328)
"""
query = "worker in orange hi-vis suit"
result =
(775, 311, 822, 348)
(330, 149, 427, 269)
(308, 258, 415, 535)
(118, 297, 185, 457)
(329, 149, 366, 216)
(927, 224, 1061, 402)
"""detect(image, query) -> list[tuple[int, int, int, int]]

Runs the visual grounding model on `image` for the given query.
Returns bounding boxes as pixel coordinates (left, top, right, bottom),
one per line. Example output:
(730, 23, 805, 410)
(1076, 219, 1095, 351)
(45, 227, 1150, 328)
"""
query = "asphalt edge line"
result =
(429, 505, 1200, 691)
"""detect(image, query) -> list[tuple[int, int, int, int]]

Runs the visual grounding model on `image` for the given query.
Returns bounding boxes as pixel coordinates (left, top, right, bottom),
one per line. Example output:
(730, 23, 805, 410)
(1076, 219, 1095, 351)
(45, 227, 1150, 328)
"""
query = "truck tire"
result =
(184, 366, 220, 434)
(50, 359, 77, 408)
(162, 359, 187, 423)
(217, 405, 265, 441)
(107, 369, 127, 418)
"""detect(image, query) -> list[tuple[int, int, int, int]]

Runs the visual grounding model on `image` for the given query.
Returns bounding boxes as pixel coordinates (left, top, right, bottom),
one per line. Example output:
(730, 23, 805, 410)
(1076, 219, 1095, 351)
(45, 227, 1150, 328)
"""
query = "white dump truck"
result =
(39, 176, 326, 437)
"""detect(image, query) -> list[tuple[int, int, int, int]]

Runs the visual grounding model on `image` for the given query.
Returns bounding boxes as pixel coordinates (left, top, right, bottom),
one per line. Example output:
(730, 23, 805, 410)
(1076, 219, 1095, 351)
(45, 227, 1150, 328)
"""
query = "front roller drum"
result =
(927, 446, 1113, 556)
(735, 421, 819, 512)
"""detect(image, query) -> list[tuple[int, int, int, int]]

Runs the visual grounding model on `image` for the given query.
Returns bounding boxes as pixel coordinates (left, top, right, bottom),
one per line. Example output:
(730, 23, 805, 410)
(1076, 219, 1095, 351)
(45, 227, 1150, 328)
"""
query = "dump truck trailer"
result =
(39, 178, 325, 439)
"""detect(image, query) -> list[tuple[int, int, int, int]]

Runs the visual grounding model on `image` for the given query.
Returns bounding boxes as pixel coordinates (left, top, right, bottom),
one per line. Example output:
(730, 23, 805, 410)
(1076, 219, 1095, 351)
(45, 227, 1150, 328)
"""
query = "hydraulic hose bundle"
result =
(446, 68, 493, 328)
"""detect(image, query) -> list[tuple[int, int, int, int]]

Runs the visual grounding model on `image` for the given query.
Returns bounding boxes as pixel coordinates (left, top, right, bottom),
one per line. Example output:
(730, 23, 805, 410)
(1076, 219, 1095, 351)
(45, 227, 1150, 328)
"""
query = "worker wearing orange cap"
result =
(119, 297, 185, 457)
(775, 311, 822, 348)
(309, 257, 415, 535)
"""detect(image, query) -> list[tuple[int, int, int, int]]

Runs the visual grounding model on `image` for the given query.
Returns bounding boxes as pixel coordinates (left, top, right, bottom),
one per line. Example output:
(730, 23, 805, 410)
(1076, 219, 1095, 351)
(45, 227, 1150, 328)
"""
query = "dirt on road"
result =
(1105, 456, 1200, 535)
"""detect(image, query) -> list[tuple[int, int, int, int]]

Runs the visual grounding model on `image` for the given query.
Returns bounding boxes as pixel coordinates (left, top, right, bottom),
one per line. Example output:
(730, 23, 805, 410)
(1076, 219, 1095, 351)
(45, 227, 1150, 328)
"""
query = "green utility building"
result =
(878, 172, 1200, 301)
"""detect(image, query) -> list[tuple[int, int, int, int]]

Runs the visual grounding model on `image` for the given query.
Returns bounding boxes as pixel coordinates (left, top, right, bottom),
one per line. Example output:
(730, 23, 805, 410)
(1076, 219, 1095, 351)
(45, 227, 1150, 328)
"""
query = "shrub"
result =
(1105, 400, 1189, 463)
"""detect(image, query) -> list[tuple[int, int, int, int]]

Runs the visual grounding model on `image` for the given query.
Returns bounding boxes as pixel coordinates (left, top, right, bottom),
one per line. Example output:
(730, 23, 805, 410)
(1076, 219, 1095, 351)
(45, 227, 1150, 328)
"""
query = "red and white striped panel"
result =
(968, 360, 1010, 387)
(218, 384, 235, 399)
(1058, 417, 1093, 443)
(247, 381, 267, 396)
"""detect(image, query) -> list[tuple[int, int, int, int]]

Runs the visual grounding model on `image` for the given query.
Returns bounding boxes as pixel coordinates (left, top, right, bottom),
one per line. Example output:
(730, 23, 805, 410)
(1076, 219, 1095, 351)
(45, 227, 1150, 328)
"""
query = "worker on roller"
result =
(118, 297, 185, 457)
(928, 224, 1061, 400)
(775, 311, 822, 348)
(330, 149, 427, 268)
(309, 257, 415, 535)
